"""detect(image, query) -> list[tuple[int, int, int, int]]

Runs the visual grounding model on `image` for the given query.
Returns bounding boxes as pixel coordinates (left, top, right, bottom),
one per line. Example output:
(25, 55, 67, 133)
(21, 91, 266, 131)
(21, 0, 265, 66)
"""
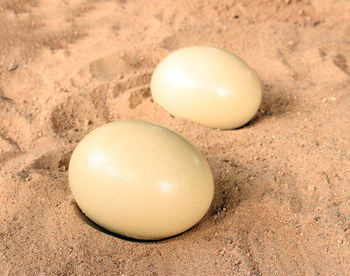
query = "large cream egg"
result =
(151, 46, 262, 129)
(68, 120, 214, 240)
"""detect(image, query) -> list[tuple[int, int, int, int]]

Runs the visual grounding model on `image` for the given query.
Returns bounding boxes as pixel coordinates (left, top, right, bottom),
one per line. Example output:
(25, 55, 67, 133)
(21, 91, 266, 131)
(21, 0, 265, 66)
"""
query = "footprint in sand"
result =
(89, 47, 168, 110)
(50, 83, 110, 139)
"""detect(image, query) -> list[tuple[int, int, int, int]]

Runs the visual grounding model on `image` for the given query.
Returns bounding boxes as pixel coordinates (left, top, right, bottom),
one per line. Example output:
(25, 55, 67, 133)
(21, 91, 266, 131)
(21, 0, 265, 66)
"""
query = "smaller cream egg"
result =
(68, 120, 214, 240)
(151, 46, 262, 129)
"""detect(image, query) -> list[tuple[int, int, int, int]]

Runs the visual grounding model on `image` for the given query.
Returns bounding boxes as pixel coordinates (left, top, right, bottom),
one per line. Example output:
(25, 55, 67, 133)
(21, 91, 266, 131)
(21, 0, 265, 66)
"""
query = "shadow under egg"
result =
(71, 201, 199, 243)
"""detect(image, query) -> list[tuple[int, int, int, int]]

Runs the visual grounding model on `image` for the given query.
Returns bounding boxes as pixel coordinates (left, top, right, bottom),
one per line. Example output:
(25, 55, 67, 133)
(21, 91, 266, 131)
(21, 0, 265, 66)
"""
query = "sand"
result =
(0, 0, 350, 275)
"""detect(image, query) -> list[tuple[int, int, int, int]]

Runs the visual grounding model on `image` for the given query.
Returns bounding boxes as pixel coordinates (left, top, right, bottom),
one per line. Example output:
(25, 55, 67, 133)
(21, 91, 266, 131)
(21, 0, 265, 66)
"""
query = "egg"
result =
(151, 46, 262, 129)
(68, 120, 214, 240)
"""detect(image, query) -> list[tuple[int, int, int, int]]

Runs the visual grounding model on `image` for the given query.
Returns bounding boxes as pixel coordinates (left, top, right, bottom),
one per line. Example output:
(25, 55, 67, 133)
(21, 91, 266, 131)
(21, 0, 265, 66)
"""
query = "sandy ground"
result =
(1, 0, 350, 275)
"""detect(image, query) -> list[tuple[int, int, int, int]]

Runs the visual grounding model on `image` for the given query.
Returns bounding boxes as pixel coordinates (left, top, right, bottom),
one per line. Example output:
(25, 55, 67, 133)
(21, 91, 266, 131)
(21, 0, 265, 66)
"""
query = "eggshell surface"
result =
(68, 120, 214, 240)
(151, 46, 262, 129)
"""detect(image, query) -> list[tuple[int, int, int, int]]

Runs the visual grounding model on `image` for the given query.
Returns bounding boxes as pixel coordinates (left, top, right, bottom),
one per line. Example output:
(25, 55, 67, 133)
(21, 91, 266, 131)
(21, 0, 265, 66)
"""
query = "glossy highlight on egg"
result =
(68, 120, 214, 240)
(151, 45, 262, 129)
